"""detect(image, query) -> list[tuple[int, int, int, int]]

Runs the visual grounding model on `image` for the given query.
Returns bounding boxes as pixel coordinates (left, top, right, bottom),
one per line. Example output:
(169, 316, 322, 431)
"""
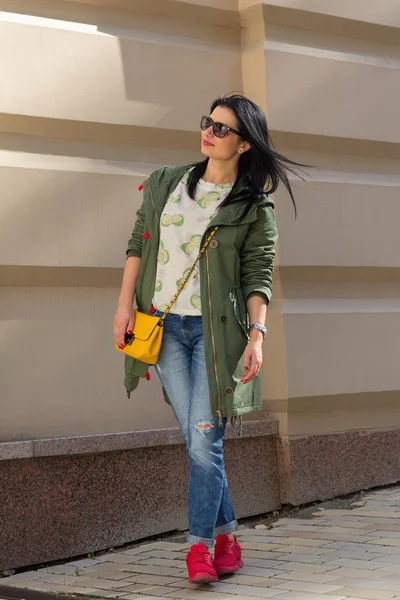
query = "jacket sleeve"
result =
(125, 190, 146, 259)
(240, 203, 278, 304)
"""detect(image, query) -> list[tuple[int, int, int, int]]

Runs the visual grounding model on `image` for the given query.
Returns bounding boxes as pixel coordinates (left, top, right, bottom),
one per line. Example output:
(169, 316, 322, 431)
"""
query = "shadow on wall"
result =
(94, 4, 241, 130)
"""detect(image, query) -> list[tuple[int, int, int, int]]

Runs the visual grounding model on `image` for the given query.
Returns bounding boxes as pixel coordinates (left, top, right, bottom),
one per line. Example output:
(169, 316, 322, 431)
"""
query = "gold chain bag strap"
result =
(115, 226, 219, 364)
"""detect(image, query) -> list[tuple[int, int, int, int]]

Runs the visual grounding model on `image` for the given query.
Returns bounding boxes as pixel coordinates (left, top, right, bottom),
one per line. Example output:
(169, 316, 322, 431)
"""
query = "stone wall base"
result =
(0, 421, 280, 571)
(279, 428, 400, 505)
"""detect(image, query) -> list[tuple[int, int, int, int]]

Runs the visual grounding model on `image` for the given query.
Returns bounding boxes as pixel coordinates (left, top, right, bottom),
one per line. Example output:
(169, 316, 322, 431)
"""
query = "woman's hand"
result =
(241, 338, 263, 384)
(114, 304, 135, 349)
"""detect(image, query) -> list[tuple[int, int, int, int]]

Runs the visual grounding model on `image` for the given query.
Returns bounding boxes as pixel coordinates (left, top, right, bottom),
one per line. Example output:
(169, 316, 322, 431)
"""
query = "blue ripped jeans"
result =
(154, 311, 237, 548)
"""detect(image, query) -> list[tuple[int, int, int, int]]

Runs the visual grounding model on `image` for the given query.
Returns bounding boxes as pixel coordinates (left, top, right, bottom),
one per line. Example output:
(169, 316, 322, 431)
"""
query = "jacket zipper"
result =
(148, 179, 161, 305)
(206, 248, 223, 426)
(148, 179, 160, 230)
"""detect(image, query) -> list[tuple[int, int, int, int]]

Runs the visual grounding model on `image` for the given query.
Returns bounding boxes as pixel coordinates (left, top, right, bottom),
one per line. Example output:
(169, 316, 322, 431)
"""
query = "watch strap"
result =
(248, 323, 267, 338)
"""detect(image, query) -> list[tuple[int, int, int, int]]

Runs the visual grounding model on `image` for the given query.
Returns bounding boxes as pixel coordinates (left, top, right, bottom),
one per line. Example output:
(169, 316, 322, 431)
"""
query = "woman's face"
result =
(201, 106, 246, 160)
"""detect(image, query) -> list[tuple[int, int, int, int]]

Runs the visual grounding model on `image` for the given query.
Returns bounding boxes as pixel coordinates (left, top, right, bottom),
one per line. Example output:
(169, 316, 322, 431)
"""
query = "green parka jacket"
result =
(124, 164, 278, 420)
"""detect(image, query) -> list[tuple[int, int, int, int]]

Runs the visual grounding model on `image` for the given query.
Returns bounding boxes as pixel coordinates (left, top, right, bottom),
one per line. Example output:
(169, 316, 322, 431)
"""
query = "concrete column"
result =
(239, 0, 400, 503)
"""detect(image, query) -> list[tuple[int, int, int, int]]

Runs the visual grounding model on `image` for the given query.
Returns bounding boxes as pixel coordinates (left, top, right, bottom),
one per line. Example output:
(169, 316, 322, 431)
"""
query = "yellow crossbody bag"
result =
(115, 227, 219, 364)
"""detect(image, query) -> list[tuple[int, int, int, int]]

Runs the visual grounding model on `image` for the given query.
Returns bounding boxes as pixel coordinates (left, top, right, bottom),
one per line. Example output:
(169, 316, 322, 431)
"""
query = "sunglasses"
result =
(200, 115, 241, 139)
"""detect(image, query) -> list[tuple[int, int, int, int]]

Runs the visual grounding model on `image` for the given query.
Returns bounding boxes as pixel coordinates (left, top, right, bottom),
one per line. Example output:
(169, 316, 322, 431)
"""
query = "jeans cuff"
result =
(187, 534, 214, 548)
(214, 519, 238, 536)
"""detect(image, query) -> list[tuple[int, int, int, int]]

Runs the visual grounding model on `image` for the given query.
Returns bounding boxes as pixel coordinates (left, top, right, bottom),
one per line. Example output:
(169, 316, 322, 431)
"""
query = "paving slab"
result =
(4, 485, 400, 598)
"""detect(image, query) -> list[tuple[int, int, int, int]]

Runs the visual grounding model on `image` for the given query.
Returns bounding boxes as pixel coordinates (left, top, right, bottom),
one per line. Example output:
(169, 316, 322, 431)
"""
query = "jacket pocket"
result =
(229, 286, 249, 340)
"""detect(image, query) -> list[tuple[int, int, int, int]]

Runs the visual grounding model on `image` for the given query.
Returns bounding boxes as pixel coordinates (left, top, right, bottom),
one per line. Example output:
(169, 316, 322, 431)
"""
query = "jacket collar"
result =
(151, 164, 260, 228)
(209, 177, 260, 228)
(209, 192, 258, 227)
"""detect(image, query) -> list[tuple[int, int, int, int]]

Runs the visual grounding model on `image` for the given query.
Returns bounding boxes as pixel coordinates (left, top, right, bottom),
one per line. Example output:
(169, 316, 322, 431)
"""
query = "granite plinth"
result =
(279, 428, 400, 505)
(0, 421, 279, 571)
(0, 441, 33, 460)
(0, 419, 278, 460)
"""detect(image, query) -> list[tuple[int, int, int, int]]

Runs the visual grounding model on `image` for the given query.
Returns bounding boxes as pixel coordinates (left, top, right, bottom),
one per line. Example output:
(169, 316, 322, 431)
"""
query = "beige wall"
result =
(0, 0, 240, 440)
(257, 1, 400, 437)
(1, 0, 399, 442)
(263, 0, 400, 29)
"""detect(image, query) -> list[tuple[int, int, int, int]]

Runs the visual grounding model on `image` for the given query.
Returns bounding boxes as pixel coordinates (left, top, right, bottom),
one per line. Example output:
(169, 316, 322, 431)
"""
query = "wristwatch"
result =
(248, 323, 267, 339)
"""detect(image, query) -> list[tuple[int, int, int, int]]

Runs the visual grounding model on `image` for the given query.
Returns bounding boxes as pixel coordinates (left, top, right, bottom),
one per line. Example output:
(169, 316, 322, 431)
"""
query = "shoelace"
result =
(190, 547, 211, 564)
(216, 538, 236, 555)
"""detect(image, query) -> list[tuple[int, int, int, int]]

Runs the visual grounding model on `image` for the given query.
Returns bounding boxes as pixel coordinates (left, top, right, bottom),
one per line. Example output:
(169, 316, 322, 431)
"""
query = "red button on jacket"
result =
(142, 232, 150, 240)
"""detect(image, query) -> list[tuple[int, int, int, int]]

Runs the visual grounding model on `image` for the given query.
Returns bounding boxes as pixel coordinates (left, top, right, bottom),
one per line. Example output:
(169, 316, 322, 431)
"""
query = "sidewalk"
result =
(3, 486, 400, 600)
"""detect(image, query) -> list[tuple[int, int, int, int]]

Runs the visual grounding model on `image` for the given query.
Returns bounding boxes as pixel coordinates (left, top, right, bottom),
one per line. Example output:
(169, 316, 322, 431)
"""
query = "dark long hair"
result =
(188, 94, 305, 219)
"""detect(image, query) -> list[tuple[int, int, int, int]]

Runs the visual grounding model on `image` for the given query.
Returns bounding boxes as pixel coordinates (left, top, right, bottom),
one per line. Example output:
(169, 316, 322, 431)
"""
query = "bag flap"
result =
(131, 311, 162, 342)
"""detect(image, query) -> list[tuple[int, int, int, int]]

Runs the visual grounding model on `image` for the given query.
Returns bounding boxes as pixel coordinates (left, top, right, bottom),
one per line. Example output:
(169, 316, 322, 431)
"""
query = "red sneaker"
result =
(186, 542, 219, 584)
(213, 534, 244, 576)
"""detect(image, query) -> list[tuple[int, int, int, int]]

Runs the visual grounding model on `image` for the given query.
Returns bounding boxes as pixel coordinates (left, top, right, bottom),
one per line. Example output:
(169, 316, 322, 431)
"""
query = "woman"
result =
(114, 94, 300, 584)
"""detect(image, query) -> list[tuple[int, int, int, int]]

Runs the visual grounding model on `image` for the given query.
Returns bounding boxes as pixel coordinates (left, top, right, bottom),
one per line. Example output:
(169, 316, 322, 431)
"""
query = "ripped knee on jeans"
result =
(195, 420, 214, 436)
